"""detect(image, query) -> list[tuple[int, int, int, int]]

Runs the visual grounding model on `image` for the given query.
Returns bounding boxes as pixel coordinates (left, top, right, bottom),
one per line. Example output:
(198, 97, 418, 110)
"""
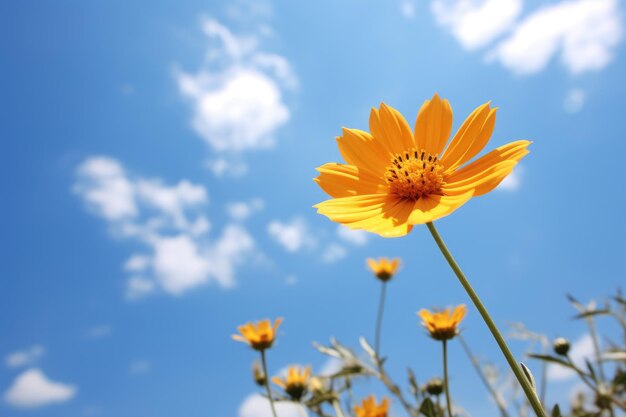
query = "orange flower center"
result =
(384, 148, 444, 200)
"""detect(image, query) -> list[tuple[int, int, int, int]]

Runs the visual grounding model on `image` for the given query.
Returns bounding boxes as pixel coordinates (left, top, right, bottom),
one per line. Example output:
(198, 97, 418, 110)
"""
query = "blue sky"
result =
(2, 0, 626, 416)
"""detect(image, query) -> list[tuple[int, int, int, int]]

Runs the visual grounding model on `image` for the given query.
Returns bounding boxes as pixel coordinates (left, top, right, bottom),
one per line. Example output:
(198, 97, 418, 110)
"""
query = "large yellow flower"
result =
(232, 318, 283, 351)
(314, 95, 530, 237)
(354, 395, 389, 417)
(418, 305, 466, 341)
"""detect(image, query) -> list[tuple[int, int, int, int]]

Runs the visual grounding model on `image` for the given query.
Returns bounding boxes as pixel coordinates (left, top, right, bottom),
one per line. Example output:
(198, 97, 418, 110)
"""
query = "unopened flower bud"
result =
(252, 361, 266, 386)
(553, 338, 570, 356)
(425, 378, 444, 396)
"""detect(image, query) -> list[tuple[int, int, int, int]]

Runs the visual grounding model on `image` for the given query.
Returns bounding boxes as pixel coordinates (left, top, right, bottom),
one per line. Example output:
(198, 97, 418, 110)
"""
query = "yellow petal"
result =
(314, 163, 387, 198)
(414, 94, 453, 156)
(407, 191, 474, 224)
(315, 194, 414, 237)
(369, 103, 415, 155)
(440, 102, 494, 172)
(337, 128, 390, 175)
(444, 140, 530, 196)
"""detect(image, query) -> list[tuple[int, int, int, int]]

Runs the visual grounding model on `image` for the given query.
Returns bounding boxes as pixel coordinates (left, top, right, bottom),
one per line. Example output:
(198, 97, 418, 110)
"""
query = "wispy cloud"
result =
(75, 156, 257, 298)
(176, 17, 297, 175)
(5, 346, 45, 369)
(337, 225, 369, 246)
(129, 359, 151, 375)
(239, 393, 301, 417)
(431, 0, 623, 76)
(4, 369, 77, 409)
(267, 218, 316, 253)
(227, 199, 264, 221)
(497, 166, 523, 191)
(564, 88, 586, 113)
(321, 243, 347, 263)
(431, 0, 522, 50)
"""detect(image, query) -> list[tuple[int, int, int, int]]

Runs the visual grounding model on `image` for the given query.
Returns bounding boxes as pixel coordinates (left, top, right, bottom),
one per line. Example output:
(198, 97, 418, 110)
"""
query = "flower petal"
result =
(314, 163, 387, 198)
(337, 128, 390, 175)
(369, 103, 415, 155)
(444, 140, 530, 196)
(407, 191, 474, 224)
(440, 102, 495, 172)
(314, 194, 414, 237)
(414, 94, 453, 156)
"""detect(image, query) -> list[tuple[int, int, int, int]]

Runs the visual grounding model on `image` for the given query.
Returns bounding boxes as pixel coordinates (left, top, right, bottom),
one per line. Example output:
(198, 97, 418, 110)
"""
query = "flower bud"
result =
(553, 337, 570, 356)
(252, 361, 266, 386)
(425, 378, 444, 396)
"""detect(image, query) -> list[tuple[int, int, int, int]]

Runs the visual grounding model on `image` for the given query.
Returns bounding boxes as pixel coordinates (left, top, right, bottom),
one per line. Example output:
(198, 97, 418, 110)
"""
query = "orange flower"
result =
(418, 305, 466, 341)
(314, 95, 530, 237)
(272, 365, 311, 400)
(232, 318, 283, 351)
(354, 395, 389, 417)
(367, 257, 400, 282)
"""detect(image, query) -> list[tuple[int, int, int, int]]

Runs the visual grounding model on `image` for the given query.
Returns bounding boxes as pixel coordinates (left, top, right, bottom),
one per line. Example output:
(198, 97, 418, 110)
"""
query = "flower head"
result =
(418, 305, 466, 341)
(272, 365, 311, 400)
(232, 318, 283, 351)
(367, 257, 400, 282)
(354, 395, 389, 417)
(314, 95, 531, 237)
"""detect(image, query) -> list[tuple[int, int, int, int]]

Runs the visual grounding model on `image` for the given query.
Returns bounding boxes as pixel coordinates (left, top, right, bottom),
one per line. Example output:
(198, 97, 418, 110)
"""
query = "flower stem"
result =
(260, 350, 279, 417)
(426, 222, 546, 417)
(442, 339, 453, 417)
(458, 335, 510, 417)
(331, 399, 346, 417)
(375, 281, 388, 356)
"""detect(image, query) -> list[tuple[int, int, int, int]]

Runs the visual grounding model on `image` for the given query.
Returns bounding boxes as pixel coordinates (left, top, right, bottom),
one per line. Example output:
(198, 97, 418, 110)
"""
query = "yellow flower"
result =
(232, 318, 283, 351)
(418, 305, 467, 341)
(367, 257, 400, 282)
(354, 395, 390, 417)
(272, 365, 311, 400)
(314, 95, 530, 237)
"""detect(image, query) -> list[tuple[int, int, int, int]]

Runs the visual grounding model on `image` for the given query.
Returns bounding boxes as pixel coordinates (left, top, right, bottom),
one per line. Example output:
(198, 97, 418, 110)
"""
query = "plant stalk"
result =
(375, 281, 388, 356)
(260, 349, 279, 417)
(426, 222, 546, 417)
(443, 339, 453, 417)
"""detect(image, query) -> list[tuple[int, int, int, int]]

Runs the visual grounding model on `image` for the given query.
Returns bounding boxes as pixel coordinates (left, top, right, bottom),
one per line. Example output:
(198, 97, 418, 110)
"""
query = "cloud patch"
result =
(5, 346, 45, 369)
(75, 156, 256, 297)
(176, 17, 296, 166)
(4, 369, 77, 409)
(267, 218, 316, 252)
(239, 393, 301, 417)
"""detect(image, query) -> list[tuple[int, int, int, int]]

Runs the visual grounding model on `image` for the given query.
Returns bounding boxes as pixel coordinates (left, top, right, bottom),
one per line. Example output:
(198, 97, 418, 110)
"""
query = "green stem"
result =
(331, 399, 346, 417)
(426, 222, 546, 417)
(375, 281, 387, 356)
(443, 340, 453, 417)
(458, 335, 510, 417)
(260, 350, 279, 417)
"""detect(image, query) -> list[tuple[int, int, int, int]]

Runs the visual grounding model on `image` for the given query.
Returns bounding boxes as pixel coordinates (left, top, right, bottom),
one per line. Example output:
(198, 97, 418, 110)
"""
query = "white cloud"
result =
(489, 0, 623, 75)
(227, 199, 264, 221)
(400, 0, 416, 18)
(321, 243, 347, 263)
(74, 157, 137, 221)
(239, 393, 301, 417)
(176, 18, 295, 155)
(267, 218, 316, 252)
(548, 334, 595, 381)
(75, 156, 257, 298)
(337, 225, 369, 246)
(86, 325, 112, 340)
(5, 346, 45, 369)
(285, 275, 298, 285)
(497, 166, 523, 191)
(205, 157, 248, 177)
(129, 360, 151, 375)
(431, 0, 523, 50)
(4, 369, 77, 409)
(564, 88, 586, 113)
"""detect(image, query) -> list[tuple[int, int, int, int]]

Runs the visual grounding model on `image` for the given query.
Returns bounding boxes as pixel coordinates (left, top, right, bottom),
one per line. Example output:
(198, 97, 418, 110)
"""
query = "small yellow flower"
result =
(272, 365, 311, 400)
(314, 95, 530, 237)
(367, 258, 400, 282)
(354, 395, 389, 417)
(232, 318, 283, 351)
(418, 305, 466, 341)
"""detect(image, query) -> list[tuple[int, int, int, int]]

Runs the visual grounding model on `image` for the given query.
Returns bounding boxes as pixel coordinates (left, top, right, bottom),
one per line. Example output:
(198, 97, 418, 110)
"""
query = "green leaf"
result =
(419, 397, 437, 417)
(585, 359, 598, 382)
(408, 368, 419, 397)
(520, 362, 537, 392)
(573, 309, 611, 320)
(551, 404, 562, 417)
(528, 354, 573, 368)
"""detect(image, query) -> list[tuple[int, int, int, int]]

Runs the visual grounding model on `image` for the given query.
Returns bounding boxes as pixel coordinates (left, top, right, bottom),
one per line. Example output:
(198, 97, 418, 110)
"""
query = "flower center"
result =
(384, 148, 444, 200)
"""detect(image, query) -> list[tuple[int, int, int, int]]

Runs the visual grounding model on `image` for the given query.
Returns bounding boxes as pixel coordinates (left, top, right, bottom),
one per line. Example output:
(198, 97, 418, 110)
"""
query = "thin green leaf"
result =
(419, 397, 437, 417)
(520, 362, 537, 392)
(528, 354, 574, 369)
(551, 404, 562, 417)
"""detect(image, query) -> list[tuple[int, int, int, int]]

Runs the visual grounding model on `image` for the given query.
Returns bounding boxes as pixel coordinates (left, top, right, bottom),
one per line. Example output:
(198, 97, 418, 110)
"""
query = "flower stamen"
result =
(385, 148, 444, 200)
